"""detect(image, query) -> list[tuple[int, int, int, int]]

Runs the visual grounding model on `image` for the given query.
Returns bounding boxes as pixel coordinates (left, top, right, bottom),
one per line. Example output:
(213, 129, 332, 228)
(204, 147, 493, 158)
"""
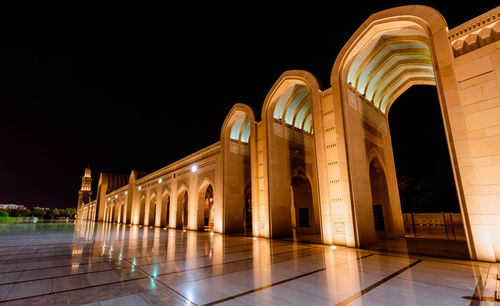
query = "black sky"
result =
(0, 1, 497, 208)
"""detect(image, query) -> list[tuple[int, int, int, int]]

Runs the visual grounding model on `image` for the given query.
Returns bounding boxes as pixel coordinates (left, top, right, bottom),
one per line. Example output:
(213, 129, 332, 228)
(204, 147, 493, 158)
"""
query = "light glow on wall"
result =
(191, 165, 198, 173)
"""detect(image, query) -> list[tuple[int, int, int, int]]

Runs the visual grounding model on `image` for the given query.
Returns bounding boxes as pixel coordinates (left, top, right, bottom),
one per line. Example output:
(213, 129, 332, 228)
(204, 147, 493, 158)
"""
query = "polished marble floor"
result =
(0, 221, 498, 305)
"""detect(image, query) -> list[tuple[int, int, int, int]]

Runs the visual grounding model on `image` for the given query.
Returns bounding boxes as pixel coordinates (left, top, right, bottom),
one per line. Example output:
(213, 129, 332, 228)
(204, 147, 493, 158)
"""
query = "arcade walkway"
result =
(0, 221, 498, 305)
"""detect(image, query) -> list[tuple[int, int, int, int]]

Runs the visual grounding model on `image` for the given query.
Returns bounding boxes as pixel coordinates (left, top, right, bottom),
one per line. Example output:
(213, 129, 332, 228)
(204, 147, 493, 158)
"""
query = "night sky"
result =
(0, 1, 497, 208)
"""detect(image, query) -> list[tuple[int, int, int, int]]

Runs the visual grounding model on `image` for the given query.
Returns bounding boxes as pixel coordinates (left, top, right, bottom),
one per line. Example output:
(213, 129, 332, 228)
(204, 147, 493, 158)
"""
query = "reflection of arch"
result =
(160, 189, 170, 227)
(148, 193, 157, 226)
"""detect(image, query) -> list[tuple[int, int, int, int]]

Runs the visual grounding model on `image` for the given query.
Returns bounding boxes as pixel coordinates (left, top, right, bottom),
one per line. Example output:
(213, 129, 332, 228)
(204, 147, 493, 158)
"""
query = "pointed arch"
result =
(260, 70, 327, 243)
(330, 5, 476, 259)
(221, 103, 257, 234)
(160, 188, 170, 227)
(198, 176, 215, 231)
(176, 183, 190, 229)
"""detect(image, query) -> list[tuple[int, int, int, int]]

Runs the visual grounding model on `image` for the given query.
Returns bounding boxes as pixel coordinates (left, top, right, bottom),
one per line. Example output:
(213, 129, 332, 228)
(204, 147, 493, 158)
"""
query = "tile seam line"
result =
(2, 224, 50, 300)
(0, 240, 265, 275)
(154, 246, 321, 278)
(334, 259, 424, 306)
(0, 275, 150, 304)
(0, 242, 312, 277)
(201, 253, 375, 306)
(0, 244, 279, 286)
(361, 248, 480, 268)
(154, 247, 331, 286)
(119, 251, 198, 306)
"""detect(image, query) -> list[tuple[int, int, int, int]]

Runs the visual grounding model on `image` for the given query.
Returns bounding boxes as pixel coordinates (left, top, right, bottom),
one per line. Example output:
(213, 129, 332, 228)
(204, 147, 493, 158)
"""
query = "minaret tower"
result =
(77, 166, 93, 210)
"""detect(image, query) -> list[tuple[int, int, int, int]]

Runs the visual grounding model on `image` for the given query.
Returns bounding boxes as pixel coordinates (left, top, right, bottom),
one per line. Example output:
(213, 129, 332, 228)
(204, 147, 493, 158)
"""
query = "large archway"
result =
(220, 103, 256, 234)
(330, 5, 475, 259)
(366, 85, 469, 259)
(261, 71, 324, 243)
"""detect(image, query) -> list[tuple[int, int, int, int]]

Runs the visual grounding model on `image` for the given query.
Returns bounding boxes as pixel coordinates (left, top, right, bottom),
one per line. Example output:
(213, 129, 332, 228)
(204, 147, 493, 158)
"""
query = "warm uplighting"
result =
(138, 186, 142, 190)
(191, 164, 198, 173)
(158, 178, 163, 184)
(253, 237, 257, 240)
(210, 232, 214, 236)
(330, 245, 336, 250)
(183, 229, 186, 232)
(114, 195, 117, 199)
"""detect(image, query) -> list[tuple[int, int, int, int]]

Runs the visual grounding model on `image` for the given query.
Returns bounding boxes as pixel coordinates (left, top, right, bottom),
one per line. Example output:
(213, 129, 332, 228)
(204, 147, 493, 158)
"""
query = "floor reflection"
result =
(0, 221, 496, 305)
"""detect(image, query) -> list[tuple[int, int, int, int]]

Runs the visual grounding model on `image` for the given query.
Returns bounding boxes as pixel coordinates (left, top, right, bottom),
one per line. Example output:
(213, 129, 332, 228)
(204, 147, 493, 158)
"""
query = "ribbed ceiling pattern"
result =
(347, 30, 435, 113)
(273, 85, 313, 133)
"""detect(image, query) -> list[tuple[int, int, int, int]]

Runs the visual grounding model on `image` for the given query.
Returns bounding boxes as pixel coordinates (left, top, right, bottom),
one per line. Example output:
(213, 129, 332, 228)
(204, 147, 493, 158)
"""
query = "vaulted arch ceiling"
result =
(347, 28, 436, 113)
(229, 113, 250, 143)
(273, 84, 313, 133)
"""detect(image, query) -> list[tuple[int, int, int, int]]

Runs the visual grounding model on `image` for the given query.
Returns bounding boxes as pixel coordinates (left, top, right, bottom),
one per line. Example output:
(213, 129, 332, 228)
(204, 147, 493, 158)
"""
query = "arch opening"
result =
(369, 158, 392, 240)
(364, 85, 468, 259)
(148, 195, 157, 227)
(117, 203, 123, 223)
(138, 196, 146, 225)
(290, 172, 320, 242)
(201, 184, 214, 231)
(177, 190, 188, 229)
(221, 104, 255, 235)
(265, 79, 322, 244)
(161, 193, 170, 227)
(334, 11, 471, 260)
(243, 183, 252, 235)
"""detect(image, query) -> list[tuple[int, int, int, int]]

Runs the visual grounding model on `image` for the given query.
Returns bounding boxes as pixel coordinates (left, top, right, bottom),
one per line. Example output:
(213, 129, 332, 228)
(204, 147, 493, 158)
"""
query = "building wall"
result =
(77, 5, 500, 262)
(449, 11, 500, 261)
